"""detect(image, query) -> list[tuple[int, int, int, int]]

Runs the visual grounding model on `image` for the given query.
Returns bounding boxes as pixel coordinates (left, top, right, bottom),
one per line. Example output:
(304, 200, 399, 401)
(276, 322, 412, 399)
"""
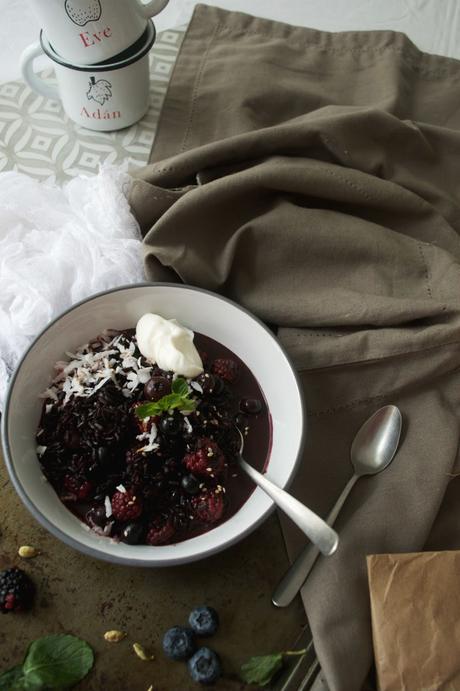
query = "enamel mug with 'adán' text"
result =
(20, 22, 155, 131)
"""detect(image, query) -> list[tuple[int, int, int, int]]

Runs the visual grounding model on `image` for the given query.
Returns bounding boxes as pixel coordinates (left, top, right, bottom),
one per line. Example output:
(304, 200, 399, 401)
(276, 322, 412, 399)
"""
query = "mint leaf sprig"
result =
(0, 634, 94, 690)
(240, 649, 307, 687)
(135, 377, 197, 419)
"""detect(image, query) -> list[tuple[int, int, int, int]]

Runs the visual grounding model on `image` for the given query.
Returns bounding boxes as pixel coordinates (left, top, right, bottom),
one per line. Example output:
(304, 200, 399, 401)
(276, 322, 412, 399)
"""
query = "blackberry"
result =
(191, 491, 225, 524)
(146, 516, 176, 545)
(183, 438, 226, 477)
(111, 490, 143, 521)
(0, 568, 34, 613)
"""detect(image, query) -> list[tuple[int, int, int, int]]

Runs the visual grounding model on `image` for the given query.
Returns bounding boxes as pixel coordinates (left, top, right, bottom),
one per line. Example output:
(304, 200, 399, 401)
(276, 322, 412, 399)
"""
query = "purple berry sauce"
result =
(35, 328, 271, 545)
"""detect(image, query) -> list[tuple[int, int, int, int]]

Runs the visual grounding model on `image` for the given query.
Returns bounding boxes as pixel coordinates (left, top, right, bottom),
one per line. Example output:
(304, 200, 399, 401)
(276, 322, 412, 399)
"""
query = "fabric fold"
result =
(129, 6, 460, 689)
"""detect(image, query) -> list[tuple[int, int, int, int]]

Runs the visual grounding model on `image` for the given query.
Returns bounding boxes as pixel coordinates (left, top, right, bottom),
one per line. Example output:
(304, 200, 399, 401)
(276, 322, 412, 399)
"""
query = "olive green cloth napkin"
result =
(129, 6, 460, 690)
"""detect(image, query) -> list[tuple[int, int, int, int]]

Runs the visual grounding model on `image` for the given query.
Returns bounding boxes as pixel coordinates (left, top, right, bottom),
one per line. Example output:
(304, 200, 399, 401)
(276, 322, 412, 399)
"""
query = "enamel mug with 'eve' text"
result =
(27, 0, 168, 64)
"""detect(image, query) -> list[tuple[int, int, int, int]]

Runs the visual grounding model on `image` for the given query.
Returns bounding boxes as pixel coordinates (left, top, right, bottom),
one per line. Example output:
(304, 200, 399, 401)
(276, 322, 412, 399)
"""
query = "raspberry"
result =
(183, 438, 225, 477)
(191, 491, 225, 524)
(111, 490, 142, 521)
(63, 476, 93, 500)
(211, 358, 238, 382)
(0, 568, 34, 613)
(146, 517, 175, 545)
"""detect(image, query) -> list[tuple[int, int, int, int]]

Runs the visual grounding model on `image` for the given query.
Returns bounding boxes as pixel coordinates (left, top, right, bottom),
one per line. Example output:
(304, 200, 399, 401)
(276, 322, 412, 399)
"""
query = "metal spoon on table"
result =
(272, 404, 402, 608)
(235, 428, 338, 557)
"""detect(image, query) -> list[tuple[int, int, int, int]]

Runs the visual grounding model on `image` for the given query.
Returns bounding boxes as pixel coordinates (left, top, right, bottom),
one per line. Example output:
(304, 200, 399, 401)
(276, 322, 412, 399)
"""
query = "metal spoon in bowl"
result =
(272, 404, 402, 608)
(234, 427, 338, 557)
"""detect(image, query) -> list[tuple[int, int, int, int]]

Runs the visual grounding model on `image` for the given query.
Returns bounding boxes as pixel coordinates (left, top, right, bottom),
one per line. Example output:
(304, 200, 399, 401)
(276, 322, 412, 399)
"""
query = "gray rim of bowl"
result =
(39, 20, 156, 72)
(1, 282, 306, 567)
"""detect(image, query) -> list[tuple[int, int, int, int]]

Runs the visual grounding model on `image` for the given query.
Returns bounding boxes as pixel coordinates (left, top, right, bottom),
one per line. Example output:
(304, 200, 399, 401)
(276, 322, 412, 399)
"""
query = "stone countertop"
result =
(0, 447, 306, 690)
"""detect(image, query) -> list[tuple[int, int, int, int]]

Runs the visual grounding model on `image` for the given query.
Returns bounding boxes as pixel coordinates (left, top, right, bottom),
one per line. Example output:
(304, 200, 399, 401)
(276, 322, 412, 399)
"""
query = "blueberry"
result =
(188, 647, 222, 685)
(160, 415, 182, 437)
(240, 398, 262, 415)
(144, 376, 171, 402)
(234, 413, 249, 430)
(188, 606, 219, 636)
(121, 522, 144, 545)
(86, 505, 106, 527)
(162, 626, 196, 661)
(181, 474, 200, 495)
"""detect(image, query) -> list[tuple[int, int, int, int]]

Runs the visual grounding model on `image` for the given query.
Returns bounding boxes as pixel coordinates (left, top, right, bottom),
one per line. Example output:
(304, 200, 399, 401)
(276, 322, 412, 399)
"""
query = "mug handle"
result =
(137, 0, 169, 19)
(20, 42, 60, 102)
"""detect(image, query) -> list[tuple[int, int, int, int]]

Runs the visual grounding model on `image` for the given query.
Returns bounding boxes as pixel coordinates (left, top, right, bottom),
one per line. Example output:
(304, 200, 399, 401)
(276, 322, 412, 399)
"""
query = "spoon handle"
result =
(237, 456, 338, 557)
(272, 474, 358, 608)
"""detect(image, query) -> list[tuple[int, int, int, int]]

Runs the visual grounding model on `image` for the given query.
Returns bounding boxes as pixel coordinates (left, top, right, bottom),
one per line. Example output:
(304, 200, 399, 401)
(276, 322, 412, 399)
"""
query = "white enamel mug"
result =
(20, 22, 155, 131)
(27, 0, 168, 65)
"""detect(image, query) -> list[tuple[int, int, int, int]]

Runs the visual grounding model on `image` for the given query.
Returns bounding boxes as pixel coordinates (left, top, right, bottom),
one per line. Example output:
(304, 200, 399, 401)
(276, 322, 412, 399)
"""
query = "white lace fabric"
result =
(0, 165, 145, 411)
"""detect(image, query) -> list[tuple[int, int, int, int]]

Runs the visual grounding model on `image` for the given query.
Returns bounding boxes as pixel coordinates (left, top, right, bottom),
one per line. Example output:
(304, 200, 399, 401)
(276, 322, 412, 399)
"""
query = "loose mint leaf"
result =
(240, 653, 284, 686)
(172, 377, 189, 397)
(0, 666, 29, 691)
(23, 634, 94, 689)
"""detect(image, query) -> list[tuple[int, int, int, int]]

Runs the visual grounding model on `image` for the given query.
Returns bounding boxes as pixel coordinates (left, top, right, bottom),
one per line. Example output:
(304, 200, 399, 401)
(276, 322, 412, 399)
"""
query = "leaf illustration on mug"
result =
(86, 77, 112, 105)
(65, 0, 102, 26)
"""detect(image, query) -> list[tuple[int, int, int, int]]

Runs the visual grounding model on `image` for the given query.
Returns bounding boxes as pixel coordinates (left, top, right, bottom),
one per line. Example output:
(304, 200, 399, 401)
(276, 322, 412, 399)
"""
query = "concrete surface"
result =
(0, 448, 306, 690)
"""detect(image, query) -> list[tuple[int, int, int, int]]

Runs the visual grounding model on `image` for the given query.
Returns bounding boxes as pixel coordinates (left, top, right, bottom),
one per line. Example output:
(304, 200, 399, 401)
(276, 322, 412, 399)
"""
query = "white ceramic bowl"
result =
(2, 284, 305, 566)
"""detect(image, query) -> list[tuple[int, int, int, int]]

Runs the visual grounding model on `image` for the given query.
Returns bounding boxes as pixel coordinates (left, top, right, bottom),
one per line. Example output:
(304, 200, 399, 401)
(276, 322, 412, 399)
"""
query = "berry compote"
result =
(35, 328, 271, 545)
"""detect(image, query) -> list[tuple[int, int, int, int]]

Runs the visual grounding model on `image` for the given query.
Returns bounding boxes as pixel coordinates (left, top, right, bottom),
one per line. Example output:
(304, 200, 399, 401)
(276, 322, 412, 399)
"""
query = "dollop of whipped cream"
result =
(135, 313, 204, 378)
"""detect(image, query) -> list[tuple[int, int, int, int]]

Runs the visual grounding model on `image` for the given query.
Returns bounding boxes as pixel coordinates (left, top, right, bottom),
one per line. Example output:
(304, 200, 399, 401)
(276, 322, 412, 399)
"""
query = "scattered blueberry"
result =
(121, 521, 144, 545)
(163, 626, 196, 660)
(188, 647, 222, 685)
(181, 474, 201, 495)
(188, 606, 219, 636)
(240, 398, 262, 415)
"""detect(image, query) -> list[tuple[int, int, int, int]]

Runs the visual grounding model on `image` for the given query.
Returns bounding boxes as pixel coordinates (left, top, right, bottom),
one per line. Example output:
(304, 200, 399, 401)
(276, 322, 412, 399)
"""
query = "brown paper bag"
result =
(367, 551, 460, 691)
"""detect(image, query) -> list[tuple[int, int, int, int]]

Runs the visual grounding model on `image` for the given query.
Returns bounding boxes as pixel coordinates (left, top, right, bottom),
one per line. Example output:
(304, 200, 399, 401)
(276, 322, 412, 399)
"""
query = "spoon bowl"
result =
(272, 404, 403, 607)
(351, 405, 402, 476)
